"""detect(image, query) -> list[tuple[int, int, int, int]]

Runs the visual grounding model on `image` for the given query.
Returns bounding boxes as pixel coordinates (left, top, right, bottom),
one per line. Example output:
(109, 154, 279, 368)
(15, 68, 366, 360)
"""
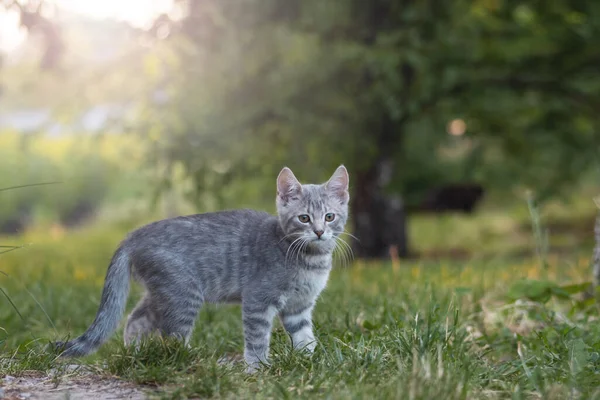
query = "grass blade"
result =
(0, 286, 25, 322)
(0, 182, 62, 193)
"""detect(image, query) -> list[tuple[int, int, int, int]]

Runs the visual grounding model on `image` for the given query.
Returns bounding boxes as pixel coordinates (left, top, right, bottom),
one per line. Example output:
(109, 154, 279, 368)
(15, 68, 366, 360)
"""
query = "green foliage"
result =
(506, 279, 593, 304)
(135, 0, 600, 208)
(0, 132, 151, 231)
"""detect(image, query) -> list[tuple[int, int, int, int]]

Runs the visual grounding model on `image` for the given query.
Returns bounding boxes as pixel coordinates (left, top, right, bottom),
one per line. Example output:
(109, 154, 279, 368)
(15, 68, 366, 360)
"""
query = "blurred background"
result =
(1, 0, 599, 261)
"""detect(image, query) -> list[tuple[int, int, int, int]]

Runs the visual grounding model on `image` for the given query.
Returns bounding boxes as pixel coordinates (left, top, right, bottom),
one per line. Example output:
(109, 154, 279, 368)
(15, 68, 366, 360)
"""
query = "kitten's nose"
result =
(314, 230, 324, 239)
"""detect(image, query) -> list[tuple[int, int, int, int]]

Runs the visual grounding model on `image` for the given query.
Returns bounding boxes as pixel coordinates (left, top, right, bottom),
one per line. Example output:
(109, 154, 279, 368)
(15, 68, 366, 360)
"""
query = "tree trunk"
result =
(351, 158, 409, 259)
(349, 94, 410, 259)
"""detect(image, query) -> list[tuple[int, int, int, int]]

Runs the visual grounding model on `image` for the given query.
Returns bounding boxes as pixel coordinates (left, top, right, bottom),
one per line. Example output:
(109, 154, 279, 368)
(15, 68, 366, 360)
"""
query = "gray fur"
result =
(56, 165, 350, 372)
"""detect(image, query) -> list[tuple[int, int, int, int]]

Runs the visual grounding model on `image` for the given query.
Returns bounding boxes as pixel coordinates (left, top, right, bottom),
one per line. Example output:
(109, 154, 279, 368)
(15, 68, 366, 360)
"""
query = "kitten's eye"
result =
(325, 213, 335, 222)
(298, 215, 311, 223)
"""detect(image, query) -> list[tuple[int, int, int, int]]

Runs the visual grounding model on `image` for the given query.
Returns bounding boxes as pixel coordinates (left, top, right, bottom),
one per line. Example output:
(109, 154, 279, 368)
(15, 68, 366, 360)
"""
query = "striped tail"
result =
(55, 246, 131, 357)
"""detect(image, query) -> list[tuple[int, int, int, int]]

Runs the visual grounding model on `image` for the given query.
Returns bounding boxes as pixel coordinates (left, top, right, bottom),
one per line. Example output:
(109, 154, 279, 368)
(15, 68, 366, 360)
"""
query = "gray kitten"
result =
(55, 165, 350, 372)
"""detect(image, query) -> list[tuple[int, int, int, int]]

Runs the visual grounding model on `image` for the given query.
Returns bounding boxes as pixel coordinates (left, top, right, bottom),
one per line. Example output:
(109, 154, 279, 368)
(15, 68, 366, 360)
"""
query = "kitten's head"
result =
(276, 165, 349, 252)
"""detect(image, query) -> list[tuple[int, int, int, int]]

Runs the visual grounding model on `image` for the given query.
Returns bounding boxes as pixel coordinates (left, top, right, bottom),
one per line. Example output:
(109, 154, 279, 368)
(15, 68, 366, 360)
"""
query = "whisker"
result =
(342, 241, 353, 267)
(286, 236, 310, 268)
(288, 241, 304, 267)
(278, 232, 301, 245)
(295, 238, 309, 266)
(333, 238, 344, 265)
(333, 236, 354, 268)
(339, 232, 360, 242)
(285, 236, 304, 266)
(332, 240, 344, 268)
(333, 248, 345, 268)
(286, 240, 298, 267)
(343, 239, 355, 264)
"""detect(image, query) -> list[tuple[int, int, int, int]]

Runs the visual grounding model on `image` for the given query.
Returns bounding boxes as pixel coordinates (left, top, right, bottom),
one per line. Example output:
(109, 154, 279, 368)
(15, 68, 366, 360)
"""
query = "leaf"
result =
(560, 282, 592, 295)
(506, 279, 557, 303)
(549, 286, 572, 300)
(574, 296, 596, 311)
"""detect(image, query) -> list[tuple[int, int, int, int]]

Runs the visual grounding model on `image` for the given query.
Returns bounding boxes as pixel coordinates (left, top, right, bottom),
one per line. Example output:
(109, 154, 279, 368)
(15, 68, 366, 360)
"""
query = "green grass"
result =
(1, 208, 600, 399)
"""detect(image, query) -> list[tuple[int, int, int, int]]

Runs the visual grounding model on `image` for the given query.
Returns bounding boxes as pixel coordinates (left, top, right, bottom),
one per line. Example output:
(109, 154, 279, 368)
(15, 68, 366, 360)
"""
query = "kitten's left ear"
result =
(326, 165, 349, 205)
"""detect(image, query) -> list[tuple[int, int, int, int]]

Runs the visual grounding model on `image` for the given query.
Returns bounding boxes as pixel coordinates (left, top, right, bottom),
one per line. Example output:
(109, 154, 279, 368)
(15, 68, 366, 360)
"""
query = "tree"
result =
(137, 0, 600, 259)
(0, 0, 64, 69)
(5, 0, 599, 259)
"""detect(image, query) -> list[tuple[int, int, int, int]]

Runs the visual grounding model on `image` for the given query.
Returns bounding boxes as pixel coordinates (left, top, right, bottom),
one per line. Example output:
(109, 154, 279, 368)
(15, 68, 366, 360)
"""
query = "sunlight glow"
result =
(54, 0, 173, 28)
(0, 10, 27, 52)
(0, 0, 173, 52)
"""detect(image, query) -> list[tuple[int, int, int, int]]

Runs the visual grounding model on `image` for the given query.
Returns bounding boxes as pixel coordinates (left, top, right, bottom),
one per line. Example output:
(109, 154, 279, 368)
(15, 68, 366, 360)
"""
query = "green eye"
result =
(298, 215, 310, 223)
(325, 213, 335, 222)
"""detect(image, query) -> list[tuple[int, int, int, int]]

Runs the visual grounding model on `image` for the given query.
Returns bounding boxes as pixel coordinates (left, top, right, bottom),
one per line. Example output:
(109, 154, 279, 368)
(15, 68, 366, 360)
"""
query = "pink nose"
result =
(314, 230, 324, 238)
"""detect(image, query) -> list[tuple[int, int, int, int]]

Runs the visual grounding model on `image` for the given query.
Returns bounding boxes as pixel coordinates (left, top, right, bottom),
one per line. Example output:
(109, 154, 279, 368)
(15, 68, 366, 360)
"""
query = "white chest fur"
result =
(284, 265, 331, 311)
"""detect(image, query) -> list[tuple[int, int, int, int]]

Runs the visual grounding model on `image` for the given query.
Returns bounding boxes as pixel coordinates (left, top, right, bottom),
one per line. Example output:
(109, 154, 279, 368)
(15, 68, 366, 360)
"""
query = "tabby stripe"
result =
(245, 342, 268, 354)
(284, 318, 311, 334)
(244, 304, 272, 314)
(283, 302, 314, 318)
(245, 329, 270, 342)
(282, 304, 313, 326)
(243, 316, 271, 330)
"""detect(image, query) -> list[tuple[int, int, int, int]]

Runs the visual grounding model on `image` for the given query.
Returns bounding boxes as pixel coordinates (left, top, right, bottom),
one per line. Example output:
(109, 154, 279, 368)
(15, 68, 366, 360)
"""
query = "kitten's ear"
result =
(277, 167, 302, 202)
(326, 165, 350, 205)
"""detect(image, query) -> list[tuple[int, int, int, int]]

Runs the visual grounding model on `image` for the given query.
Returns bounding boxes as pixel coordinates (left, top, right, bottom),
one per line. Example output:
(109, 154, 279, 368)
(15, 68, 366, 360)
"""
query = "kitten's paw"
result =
(244, 359, 271, 374)
(304, 341, 317, 354)
(245, 363, 260, 374)
(294, 339, 317, 354)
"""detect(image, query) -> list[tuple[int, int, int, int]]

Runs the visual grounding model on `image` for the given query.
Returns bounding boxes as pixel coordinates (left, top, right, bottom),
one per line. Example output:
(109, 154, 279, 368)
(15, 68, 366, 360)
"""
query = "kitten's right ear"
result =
(277, 167, 302, 203)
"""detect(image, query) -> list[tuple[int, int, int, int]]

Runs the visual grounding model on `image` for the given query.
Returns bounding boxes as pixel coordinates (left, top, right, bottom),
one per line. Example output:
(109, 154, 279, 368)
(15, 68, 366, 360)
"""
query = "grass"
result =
(1, 202, 600, 399)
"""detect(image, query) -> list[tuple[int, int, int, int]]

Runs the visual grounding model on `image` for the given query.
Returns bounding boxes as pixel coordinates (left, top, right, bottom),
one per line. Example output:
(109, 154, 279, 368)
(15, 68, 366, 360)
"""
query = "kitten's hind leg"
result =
(154, 290, 203, 345)
(124, 294, 157, 347)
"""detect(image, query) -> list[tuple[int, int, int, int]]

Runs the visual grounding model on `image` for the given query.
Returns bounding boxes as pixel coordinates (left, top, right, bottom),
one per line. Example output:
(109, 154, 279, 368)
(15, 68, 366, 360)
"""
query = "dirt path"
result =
(1, 369, 150, 400)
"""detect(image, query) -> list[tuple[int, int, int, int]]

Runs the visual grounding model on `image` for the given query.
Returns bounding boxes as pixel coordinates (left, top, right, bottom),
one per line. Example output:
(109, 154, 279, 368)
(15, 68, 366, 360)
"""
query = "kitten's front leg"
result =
(280, 303, 316, 353)
(242, 300, 278, 373)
